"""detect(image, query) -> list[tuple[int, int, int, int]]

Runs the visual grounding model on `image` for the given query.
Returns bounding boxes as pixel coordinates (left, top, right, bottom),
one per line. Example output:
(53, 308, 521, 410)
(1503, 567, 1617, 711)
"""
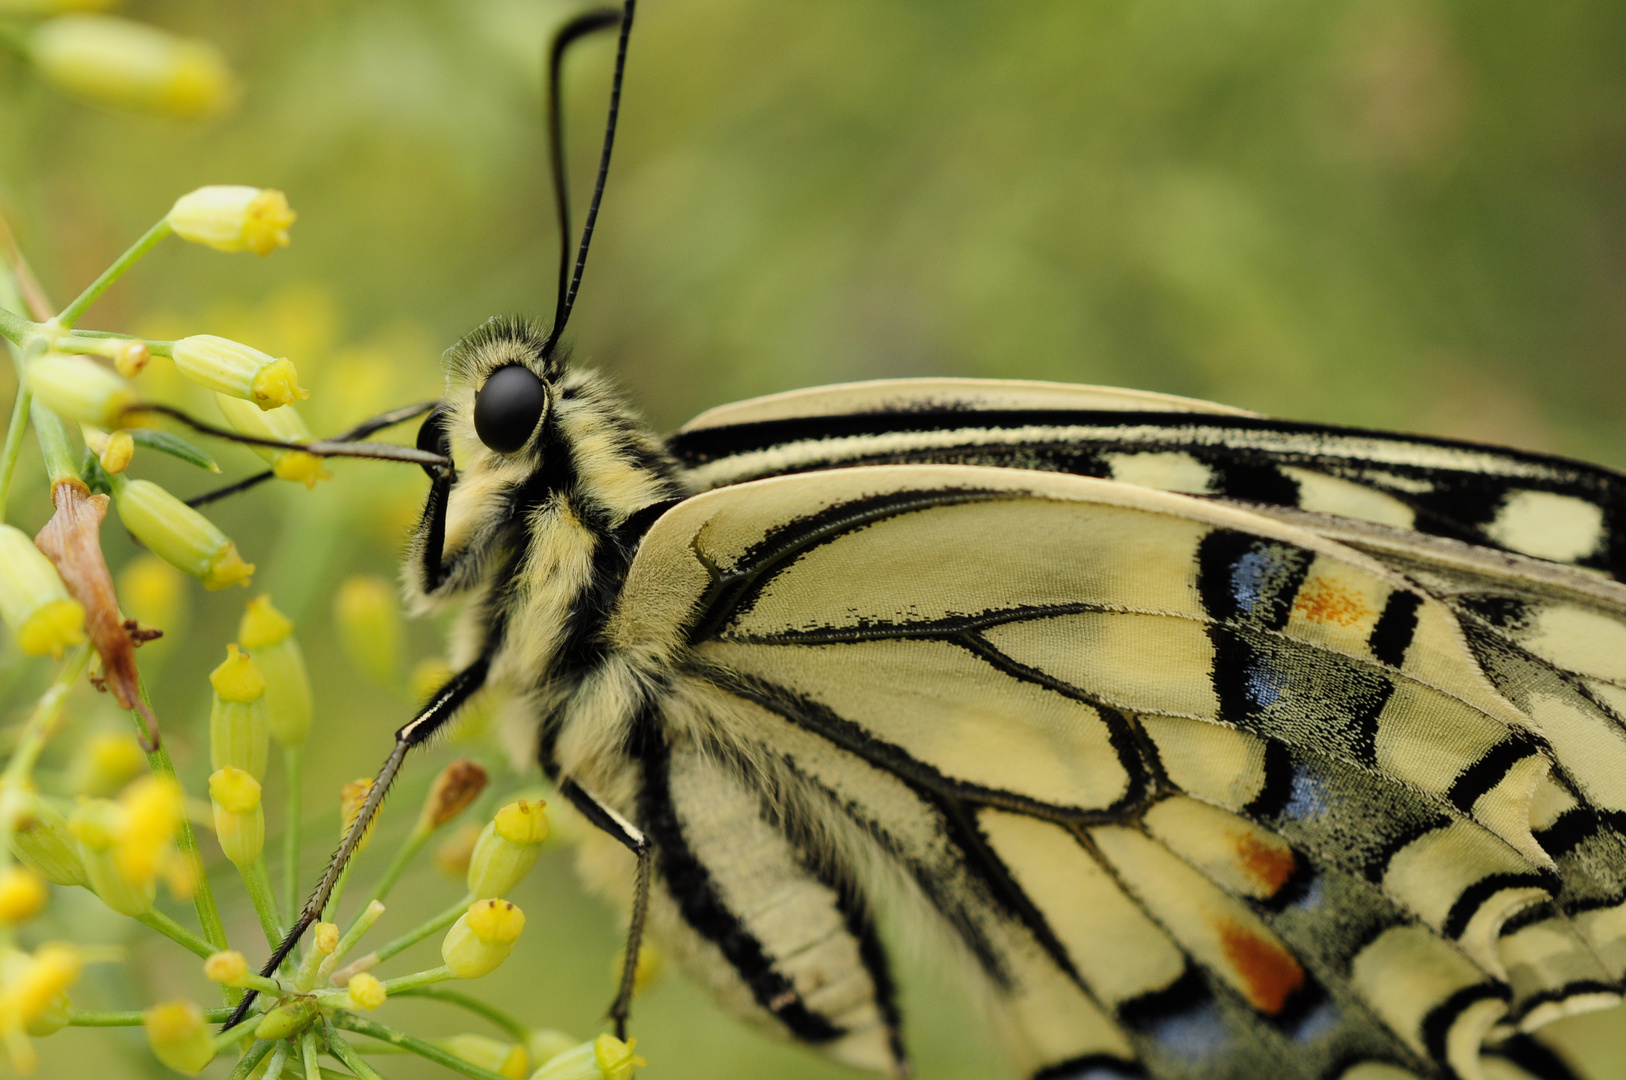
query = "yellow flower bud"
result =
(115, 775, 182, 885)
(29, 16, 235, 119)
(214, 394, 328, 488)
(466, 801, 547, 899)
(253, 998, 316, 1041)
(419, 758, 488, 833)
(168, 186, 295, 257)
(435, 1034, 528, 1079)
(203, 950, 247, 986)
(0, 523, 86, 659)
(340, 778, 377, 853)
(207, 766, 263, 866)
(529, 1035, 646, 1080)
(334, 576, 400, 686)
(172, 336, 307, 410)
(114, 340, 150, 378)
(70, 797, 155, 915)
(4, 946, 81, 1035)
(118, 554, 187, 635)
(69, 731, 146, 797)
(99, 429, 135, 473)
(441, 898, 525, 978)
(144, 999, 214, 1075)
(25, 352, 138, 428)
(209, 644, 269, 779)
(0, 868, 48, 925)
(111, 476, 253, 590)
(9, 792, 86, 886)
(345, 971, 386, 1011)
(313, 922, 340, 956)
(238, 596, 312, 746)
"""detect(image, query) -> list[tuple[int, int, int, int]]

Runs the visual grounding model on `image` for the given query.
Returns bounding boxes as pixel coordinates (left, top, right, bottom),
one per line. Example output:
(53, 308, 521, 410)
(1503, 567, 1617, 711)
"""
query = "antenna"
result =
(543, 0, 637, 355)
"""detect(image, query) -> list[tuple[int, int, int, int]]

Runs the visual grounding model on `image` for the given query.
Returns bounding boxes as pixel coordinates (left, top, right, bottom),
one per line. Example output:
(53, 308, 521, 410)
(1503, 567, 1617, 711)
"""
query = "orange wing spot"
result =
(1292, 578, 1370, 628)
(1216, 919, 1304, 1014)
(1233, 831, 1298, 896)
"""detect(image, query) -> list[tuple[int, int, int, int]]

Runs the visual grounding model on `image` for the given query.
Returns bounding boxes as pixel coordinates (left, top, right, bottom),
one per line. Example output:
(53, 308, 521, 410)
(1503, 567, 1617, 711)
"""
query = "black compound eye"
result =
(472, 365, 547, 454)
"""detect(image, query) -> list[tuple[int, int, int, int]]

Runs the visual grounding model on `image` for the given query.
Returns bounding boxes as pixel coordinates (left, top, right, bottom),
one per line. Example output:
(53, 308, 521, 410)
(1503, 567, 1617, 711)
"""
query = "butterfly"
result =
(220, 4, 1626, 1080)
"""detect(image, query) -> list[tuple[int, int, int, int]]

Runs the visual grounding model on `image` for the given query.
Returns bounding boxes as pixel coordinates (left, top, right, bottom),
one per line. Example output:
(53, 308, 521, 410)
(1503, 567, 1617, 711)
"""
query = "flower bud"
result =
(68, 731, 146, 797)
(173, 335, 307, 410)
(441, 898, 525, 978)
(29, 16, 235, 119)
(0, 868, 48, 925)
(466, 801, 548, 899)
(215, 394, 327, 488)
(209, 645, 269, 779)
(144, 1000, 214, 1075)
(435, 1034, 527, 1079)
(25, 352, 138, 428)
(334, 576, 400, 686)
(114, 340, 150, 378)
(168, 186, 295, 257)
(313, 921, 340, 957)
(114, 775, 182, 886)
(208, 766, 263, 866)
(203, 950, 247, 986)
(9, 791, 86, 886)
(529, 1035, 645, 1080)
(111, 476, 253, 590)
(419, 758, 488, 833)
(340, 778, 377, 853)
(346, 971, 386, 1011)
(238, 595, 312, 746)
(253, 998, 316, 1041)
(6, 946, 82, 1037)
(71, 799, 154, 916)
(0, 523, 85, 659)
(118, 553, 186, 636)
(101, 429, 135, 473)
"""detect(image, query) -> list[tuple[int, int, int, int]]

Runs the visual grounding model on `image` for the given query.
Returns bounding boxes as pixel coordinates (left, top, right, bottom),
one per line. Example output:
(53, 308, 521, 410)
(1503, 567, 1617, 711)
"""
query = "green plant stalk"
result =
(332, 1013, 512, 1080)
(67, 1007, 236, 1026)
(241, 854, 286, 947)
(30, 401, 78, 486)
(379, 965, 457, 994)
(262, 1042, 291, 1080)
(227, 1038, 276, 1080)
(320, 1021, 386, 1080)
(375, 893, 471, 964)
(323, 900, 385, 983)
(56, 219, 173, 329)
(300, 1030, 322, 1080)
(392, 986, 529, 1042)
(0, 385, 31, 524)
(282, 743, 302, 927)
(135, 909, 217, 959)
(131, 676, 231, 954)
(0, 305, 33, 346)
(360, 820, 430, 911)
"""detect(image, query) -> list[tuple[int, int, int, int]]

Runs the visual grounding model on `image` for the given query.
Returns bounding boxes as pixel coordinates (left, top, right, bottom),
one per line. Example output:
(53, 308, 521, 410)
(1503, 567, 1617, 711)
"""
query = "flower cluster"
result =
(0, 186, 651, 1079)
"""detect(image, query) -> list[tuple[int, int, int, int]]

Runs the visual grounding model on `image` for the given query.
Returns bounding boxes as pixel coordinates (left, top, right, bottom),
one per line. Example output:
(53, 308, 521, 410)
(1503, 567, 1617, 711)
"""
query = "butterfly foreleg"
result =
(559, 776, 653, 1039)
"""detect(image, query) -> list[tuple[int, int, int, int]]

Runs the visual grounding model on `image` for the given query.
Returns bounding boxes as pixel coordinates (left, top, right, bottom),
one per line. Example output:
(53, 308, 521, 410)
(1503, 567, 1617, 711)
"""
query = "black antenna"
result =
(543, 0, 636, 355)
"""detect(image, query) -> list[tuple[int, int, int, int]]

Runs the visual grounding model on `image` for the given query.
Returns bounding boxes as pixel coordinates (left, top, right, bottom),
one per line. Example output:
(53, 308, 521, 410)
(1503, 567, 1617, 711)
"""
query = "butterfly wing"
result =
(599, 462, 1626, 1080)
(669, 378, 1626, 582)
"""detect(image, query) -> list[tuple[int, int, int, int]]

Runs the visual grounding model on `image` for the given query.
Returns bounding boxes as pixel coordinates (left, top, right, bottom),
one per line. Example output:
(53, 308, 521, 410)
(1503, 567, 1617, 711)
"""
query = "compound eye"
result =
(472, 365, 547, 454)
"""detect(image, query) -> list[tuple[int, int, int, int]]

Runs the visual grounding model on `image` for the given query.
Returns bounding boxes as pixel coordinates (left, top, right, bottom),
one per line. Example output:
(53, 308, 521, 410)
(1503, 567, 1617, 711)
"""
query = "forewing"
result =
(610, 464, 1623, 1080)
(670, 378, 1626, 582)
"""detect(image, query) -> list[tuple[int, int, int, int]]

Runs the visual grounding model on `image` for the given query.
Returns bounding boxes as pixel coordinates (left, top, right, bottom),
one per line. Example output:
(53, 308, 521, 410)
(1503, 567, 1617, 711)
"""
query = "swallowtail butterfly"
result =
(230, 4, 1626, 1079)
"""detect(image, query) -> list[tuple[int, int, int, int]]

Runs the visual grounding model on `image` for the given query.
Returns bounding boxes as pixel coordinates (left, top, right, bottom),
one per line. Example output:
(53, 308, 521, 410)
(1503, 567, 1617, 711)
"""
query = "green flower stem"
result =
(0, 305, 34, 345)
(229, 971, 287, 996)
(56, 218, 173, 329)
(300, 1030, 322, 1080)
(214, 1023, 256, 1055)
(321, 899, 384, 984)
(282, 744, 302, 927)
(332, 1012, 512, 1080)
(130, 676, 233, 965)
(67, 1007, 236, 1026)
(360, 820, 430, 911)
(0, 647, 89, 793)
(392, 986, 529, 1042)
(375, 893, 471, 965)
(379, 964, 457, 993)
(0, 383, 31, 524)
(31, 401, 78, 486)
(227, 1038, 276, 1080)
(240, 854, 286, 948)
(321, 1021, 386, 1080)
(62, 329, 174, 357)
(135, 909, 217, 959)
(262, 1042, 291, 1080)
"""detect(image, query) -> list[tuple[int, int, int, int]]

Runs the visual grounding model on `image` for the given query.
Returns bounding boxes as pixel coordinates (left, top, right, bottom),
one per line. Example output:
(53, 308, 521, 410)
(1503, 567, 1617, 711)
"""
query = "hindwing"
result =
(598, 463, 1626, 1080)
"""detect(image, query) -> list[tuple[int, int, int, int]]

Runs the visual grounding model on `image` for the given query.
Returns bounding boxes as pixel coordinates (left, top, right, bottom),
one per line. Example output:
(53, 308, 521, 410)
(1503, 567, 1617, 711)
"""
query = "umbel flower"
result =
(167, 186, 294, 256)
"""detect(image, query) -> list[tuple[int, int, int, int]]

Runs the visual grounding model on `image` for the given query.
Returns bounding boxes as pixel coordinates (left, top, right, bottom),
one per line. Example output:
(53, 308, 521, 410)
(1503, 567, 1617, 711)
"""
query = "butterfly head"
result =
(422, 316, 565, 472)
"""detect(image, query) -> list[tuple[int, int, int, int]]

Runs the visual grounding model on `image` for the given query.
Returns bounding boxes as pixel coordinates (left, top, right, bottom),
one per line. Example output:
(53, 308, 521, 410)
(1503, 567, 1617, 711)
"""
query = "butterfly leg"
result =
(559, 777, 651, 1040)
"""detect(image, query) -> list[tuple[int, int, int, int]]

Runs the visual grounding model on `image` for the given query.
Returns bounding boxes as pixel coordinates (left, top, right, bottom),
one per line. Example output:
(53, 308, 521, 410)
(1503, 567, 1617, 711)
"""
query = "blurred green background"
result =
(3, 0, 1626, 1077)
